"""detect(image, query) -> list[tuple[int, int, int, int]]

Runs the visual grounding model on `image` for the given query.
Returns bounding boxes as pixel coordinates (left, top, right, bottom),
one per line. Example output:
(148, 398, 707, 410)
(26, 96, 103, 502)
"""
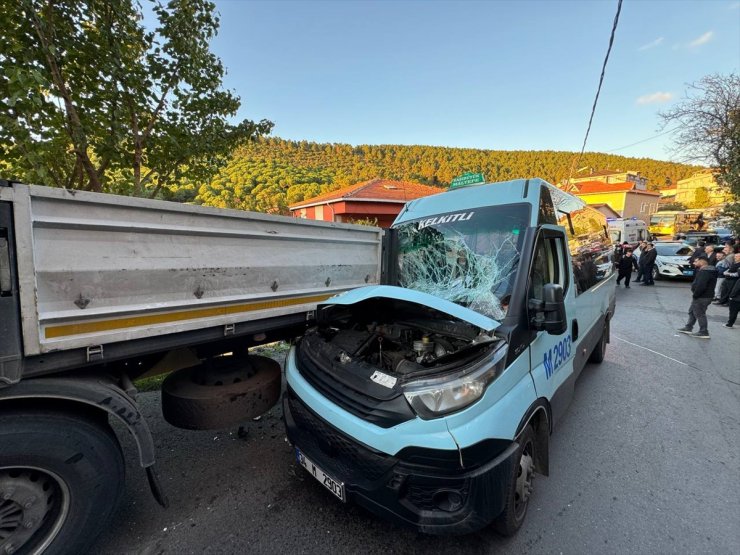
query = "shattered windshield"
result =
(394, 204, 529, 320)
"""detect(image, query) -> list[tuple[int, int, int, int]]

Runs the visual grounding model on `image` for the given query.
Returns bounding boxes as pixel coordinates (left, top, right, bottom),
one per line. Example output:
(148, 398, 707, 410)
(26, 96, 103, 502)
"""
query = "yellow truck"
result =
(649, 211, 704, 238)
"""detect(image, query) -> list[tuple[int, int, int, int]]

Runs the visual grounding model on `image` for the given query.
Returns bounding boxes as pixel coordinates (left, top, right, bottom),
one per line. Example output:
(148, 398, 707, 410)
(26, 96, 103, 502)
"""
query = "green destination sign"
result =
(450, 172, 485, 189)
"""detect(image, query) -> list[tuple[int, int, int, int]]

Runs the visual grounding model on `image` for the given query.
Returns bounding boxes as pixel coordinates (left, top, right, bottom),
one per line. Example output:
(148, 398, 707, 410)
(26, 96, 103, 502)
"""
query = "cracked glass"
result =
(394, 204, 529, 320)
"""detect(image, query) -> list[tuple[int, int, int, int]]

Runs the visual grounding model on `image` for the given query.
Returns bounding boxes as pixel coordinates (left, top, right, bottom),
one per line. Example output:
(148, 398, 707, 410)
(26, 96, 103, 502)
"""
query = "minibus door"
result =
(526, 228, 575, 416)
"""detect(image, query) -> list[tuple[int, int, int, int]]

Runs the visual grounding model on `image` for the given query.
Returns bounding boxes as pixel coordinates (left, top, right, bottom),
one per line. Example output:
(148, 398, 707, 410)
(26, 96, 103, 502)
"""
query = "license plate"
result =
(683, 270, 694, 276)
(296, 448, 346, 502)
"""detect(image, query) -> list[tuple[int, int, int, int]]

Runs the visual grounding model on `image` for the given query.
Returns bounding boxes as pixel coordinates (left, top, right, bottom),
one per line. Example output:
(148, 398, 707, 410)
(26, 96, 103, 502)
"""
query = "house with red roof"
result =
(288, 178, 444, 227)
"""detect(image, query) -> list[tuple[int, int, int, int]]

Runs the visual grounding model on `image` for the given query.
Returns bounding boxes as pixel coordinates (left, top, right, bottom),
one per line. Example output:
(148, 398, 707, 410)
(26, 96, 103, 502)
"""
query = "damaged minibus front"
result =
(284, 178, 615, 535)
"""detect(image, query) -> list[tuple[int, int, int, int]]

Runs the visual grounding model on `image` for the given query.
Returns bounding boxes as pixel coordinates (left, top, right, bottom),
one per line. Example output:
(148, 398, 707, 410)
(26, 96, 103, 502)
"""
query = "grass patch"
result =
(135, 373, 168, 393)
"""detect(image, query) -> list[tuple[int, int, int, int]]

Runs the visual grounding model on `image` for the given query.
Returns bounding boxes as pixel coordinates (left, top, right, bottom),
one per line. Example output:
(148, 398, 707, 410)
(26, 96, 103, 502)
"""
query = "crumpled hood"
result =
(320, 285, 500, 332)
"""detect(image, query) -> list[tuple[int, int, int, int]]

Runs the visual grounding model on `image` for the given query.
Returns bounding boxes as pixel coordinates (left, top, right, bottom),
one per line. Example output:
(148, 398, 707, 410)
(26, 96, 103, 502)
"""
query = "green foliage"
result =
(688, 187, 712, 209)
(191, 138, 703, 215)
(347, 217, 379, 226)
(660, 73, 739, 202)
(0, 0, 272, 196)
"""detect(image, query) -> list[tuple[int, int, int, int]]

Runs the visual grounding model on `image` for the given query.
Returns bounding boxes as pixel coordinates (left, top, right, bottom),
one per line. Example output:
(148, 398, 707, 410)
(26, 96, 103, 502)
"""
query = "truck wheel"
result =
(0, 409, 124, 555)
(493, 425, 536, 537)
(162, 354, 281, 430)
(588, 320, 609, 363)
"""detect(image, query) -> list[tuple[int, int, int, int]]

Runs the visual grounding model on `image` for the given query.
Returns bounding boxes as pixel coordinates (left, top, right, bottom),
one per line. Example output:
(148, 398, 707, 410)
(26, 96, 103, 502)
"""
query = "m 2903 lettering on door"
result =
(543, 335, 571, 379)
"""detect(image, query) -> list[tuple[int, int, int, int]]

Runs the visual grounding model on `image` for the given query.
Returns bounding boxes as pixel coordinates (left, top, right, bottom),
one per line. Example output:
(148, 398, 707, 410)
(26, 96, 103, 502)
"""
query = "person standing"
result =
(708, 246, 721, 266)
(689, 240, 706, 265)
(677, 256, 718, 339)
(635, 241, 648, 283)
(725, 277, 740, 328)
(713, 251, 729, 301)
(715, 252, 740, 306)
(639, 243, 658, 286)
(616, 249, 638, 287)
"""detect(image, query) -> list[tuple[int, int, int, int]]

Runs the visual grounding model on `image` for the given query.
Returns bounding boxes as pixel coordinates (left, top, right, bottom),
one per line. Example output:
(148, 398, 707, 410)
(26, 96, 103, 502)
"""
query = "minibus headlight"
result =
(403, 343, 508, 419)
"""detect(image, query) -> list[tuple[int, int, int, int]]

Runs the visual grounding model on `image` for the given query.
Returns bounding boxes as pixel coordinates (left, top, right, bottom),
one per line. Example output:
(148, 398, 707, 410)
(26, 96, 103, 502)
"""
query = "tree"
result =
(659, 73, 740, 231)
(0, 0, 272, 196)
(688, 187, 711, 209)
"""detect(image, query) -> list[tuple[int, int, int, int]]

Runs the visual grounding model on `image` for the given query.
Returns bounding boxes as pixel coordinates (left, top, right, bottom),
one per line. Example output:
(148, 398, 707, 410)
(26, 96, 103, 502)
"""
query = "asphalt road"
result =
(93, 280, 740, 554)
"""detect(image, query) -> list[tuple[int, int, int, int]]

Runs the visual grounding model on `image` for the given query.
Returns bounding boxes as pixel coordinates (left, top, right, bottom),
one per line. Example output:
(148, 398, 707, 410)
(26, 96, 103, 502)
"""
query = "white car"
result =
(635, 242, 695, 280)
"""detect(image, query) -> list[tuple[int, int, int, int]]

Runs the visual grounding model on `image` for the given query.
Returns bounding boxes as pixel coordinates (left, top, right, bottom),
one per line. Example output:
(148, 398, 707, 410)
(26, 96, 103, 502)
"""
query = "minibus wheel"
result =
(493, 425, 535, 536)
(588, 320, 609, 364)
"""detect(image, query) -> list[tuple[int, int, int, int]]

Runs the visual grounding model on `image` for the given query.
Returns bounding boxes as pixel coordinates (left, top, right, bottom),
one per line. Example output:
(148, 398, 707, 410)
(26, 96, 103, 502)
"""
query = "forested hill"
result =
(188, 138, 703, 214)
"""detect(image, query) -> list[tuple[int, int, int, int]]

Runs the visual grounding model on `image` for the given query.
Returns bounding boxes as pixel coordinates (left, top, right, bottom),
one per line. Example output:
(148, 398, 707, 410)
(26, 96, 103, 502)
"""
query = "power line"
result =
(565, 0, 623, 190)
(607, 126, 681, 153)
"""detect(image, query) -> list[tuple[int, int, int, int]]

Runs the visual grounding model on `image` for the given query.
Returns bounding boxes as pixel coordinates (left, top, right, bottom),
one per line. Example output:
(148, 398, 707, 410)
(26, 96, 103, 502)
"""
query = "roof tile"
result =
(289, 178, 444, 208)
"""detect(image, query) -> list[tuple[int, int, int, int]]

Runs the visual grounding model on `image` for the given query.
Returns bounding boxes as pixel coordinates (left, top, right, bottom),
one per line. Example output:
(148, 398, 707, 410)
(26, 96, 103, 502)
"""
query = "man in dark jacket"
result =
(635, 241, 648, 282)
(715, 252, 740, 306)
(725, 276, 740, 328)
(688, 240, 706, 265)
(616, 249, 638, 287)
(677, 257, 718, 338)
(639, 243, 658, 286)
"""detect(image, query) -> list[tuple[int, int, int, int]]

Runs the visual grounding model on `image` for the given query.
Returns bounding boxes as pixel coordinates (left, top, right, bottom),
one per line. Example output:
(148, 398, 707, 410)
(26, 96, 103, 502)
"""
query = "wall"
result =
(675, 172, 730, 206)
(576, 192, 627, 213)
(621, 192, 660, 219)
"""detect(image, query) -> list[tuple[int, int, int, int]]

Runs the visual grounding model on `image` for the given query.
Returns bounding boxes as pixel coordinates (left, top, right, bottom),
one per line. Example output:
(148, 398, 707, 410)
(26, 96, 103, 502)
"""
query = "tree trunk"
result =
(29, 1, 102, 192)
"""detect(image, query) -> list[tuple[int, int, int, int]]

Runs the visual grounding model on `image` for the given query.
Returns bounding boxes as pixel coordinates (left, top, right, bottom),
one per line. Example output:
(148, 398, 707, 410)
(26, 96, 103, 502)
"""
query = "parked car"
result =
(675, 232, 721, 247)
(635, 242, 695, 280)
(709, 227, 735, 242)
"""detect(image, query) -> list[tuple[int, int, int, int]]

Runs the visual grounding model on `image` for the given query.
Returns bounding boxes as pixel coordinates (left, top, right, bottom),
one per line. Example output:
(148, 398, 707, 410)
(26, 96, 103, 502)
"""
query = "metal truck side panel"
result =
(10, 184, 383, 355)
(0, 200, 23, 385)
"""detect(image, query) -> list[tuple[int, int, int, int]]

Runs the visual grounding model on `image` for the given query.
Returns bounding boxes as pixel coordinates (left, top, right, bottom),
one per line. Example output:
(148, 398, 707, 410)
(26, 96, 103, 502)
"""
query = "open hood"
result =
(321, 285, 500, 332)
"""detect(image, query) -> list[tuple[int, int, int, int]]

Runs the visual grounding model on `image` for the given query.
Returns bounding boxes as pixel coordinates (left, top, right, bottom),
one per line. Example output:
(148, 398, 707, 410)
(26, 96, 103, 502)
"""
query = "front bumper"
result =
(283, 388, 518, 535)
(656, 263, 694, 279)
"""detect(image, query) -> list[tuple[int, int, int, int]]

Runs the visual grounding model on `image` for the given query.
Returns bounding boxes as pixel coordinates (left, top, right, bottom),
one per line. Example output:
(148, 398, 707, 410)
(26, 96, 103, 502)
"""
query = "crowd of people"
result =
(613, 237, 740, 339)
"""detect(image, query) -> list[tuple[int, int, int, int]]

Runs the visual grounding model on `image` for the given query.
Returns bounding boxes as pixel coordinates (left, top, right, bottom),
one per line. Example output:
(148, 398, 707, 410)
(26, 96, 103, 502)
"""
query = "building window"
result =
(640, 203, 648, 213)
(315, 205, 324, 220)
(649, 203, 657, 213)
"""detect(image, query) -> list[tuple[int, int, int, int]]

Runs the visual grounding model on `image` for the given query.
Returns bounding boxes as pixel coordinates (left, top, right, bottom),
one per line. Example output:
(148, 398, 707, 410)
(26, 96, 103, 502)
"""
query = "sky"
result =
(205, 0, 740, 161)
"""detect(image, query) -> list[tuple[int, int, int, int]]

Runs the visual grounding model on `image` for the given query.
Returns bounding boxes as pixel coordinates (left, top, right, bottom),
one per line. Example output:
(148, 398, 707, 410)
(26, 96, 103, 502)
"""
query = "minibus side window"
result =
(529, 235, 566, 301)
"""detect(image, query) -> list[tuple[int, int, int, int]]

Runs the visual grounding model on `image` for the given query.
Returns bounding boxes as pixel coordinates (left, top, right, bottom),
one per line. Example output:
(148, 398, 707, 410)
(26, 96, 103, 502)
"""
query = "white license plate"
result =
(296, 448, 346, 502)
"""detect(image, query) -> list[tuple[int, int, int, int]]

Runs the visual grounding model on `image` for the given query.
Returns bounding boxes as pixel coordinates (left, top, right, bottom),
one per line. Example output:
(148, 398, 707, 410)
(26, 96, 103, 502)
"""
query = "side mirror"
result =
(528, 283, 567, 335)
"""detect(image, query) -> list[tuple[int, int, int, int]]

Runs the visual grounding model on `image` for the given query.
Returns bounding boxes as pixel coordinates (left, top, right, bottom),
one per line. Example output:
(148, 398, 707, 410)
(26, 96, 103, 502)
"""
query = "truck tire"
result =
(588, 320, 609, 364)
(162, 354, 281, 430)
(493, 425, 536, 537)
(0, 409, 124, 555)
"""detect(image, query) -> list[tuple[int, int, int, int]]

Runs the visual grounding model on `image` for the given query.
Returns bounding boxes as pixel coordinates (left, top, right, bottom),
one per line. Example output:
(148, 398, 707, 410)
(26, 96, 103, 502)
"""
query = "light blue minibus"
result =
(284, 178, 616, 535)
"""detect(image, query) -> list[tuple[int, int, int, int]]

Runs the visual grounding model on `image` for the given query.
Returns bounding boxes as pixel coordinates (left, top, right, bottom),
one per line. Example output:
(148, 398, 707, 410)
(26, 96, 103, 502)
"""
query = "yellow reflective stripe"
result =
(44, 294, 333, 339)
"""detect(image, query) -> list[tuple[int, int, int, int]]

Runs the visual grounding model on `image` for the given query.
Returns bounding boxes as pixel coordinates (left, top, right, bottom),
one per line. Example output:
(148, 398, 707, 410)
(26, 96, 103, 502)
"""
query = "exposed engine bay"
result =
(302, 297, 500, 380)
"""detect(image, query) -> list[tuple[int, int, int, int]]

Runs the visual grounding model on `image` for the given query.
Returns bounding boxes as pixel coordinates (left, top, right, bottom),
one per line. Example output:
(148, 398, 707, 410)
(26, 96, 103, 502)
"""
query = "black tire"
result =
(493, 425, 536, 537)
(588, 320, 609, 363)
(162, 354, 281, 430)
(652, 264, 661, 281)
(0, 409, 125, 555)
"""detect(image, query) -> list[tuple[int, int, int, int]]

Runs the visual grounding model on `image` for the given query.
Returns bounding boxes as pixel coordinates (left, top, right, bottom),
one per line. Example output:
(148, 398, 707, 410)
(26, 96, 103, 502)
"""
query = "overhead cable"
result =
(565, 0, 623, 190)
